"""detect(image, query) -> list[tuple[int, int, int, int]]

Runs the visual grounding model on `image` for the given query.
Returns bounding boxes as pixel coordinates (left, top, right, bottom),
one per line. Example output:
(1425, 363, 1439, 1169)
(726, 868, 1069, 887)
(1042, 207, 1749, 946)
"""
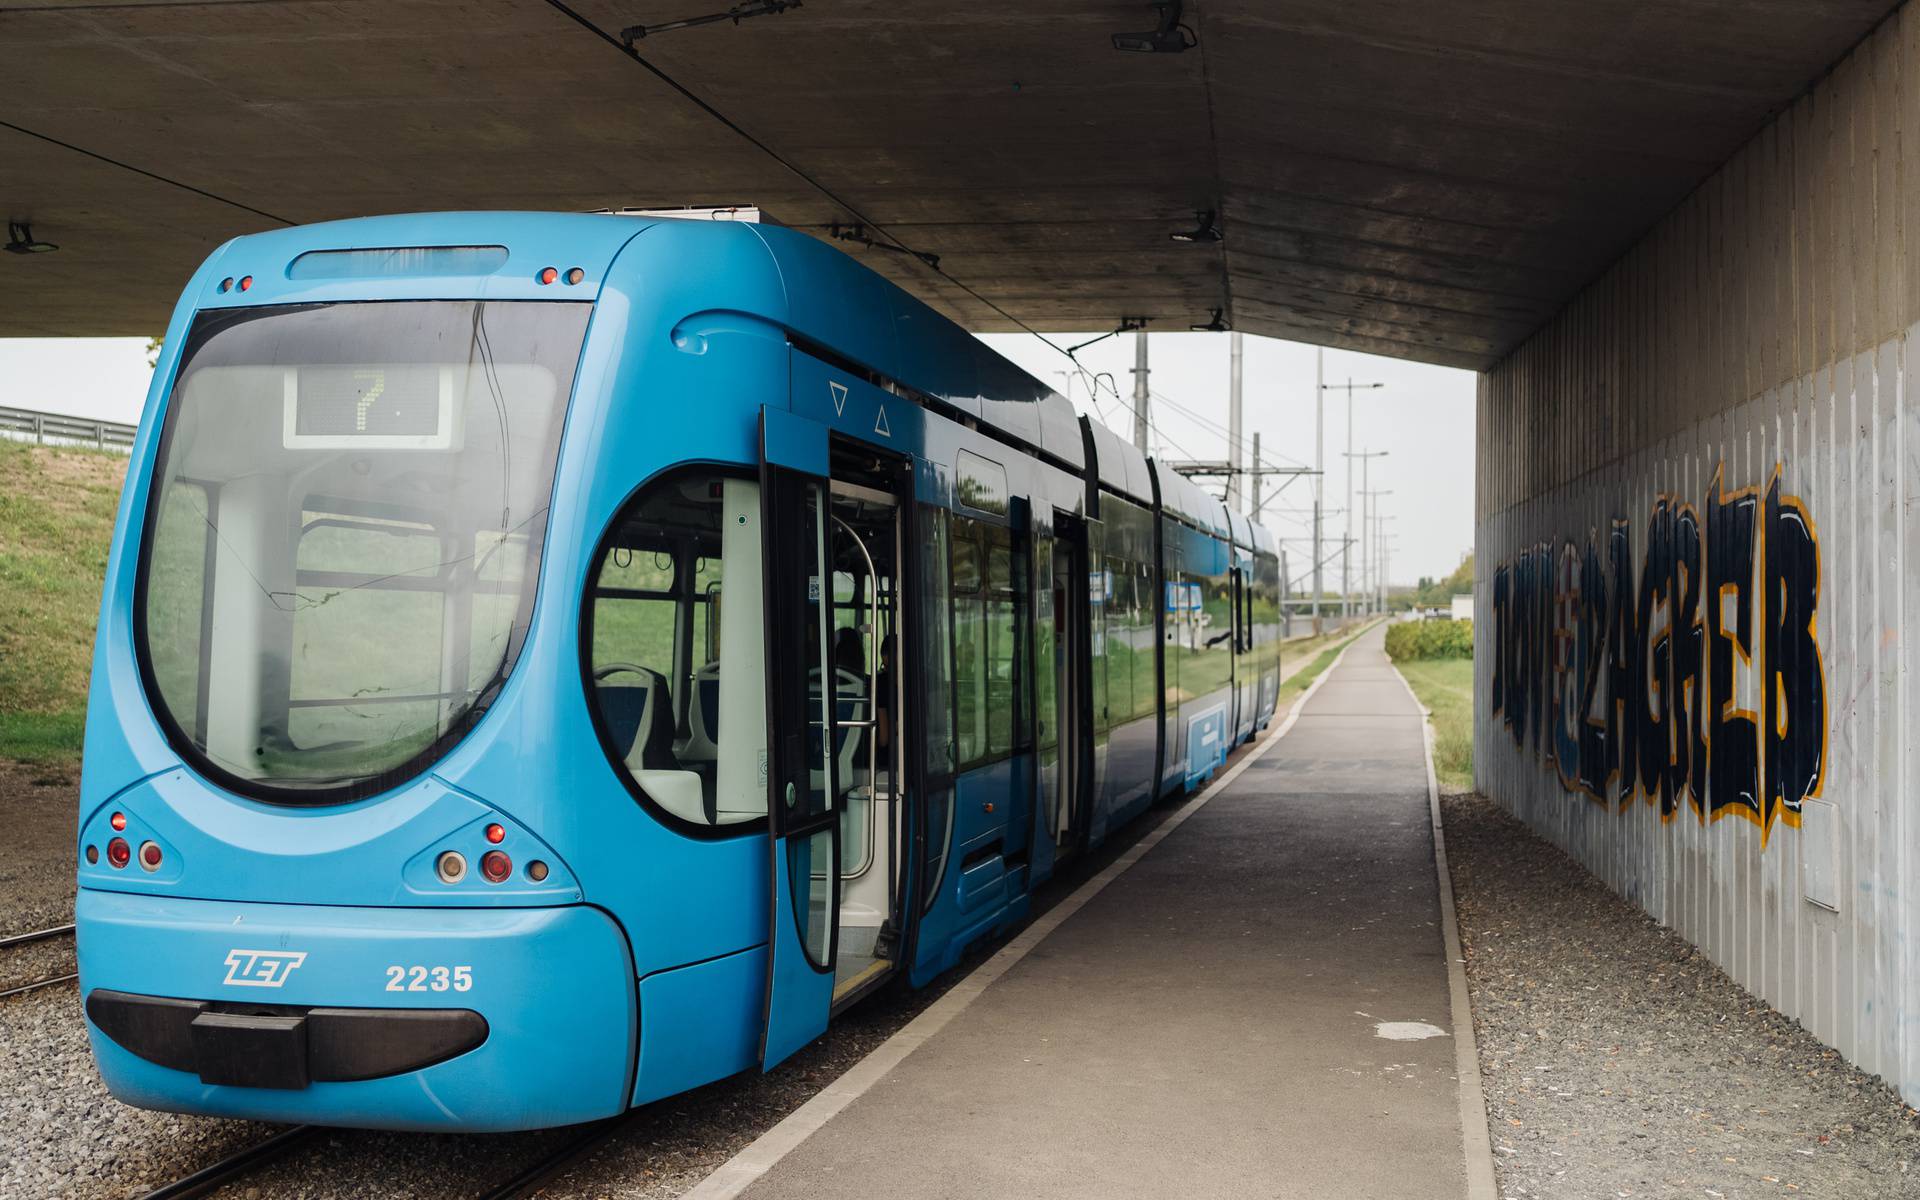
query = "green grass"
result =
(1395, 657, 1474, 792)
(0, 711, 89, 767)
(0, 441, 126, 767)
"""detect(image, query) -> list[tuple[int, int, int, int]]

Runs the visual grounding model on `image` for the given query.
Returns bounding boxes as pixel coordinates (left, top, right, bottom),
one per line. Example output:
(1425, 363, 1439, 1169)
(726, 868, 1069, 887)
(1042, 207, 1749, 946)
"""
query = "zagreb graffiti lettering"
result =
(1488, 464, 1826, 843)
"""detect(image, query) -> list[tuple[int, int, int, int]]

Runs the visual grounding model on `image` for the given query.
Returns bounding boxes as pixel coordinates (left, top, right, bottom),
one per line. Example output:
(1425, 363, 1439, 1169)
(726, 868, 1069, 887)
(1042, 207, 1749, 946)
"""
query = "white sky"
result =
(0, 332, 1476, 584)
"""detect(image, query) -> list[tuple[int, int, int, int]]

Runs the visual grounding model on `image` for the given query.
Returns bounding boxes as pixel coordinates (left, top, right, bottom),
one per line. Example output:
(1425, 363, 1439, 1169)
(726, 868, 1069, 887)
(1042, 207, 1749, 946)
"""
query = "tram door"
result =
(1040, 512, 1090, 866)
(823, 479, 903, 1009)
(759, 458, 842, 1069)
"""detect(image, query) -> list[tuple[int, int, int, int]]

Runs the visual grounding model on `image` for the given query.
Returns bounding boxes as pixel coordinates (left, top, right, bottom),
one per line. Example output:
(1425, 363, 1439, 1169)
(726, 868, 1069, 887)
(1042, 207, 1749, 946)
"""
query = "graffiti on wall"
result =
(1488, 464, 1826, 843)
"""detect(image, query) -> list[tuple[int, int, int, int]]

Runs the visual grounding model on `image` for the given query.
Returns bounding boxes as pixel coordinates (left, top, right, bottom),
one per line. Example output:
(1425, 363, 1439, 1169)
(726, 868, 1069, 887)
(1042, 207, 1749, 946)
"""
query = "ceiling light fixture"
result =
(1112, 1, 1195, 53)
(1190, 309, 1228, 332)
(1170, 210, 1220, 244)
(621, 0, 801, 45)
(4, 222, 57, 255)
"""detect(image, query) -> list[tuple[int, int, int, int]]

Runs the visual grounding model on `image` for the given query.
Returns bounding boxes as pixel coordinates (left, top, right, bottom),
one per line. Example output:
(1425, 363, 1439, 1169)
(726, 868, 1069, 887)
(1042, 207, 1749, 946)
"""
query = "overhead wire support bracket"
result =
(621, 0, 800, 45)
(829, 223, 940, 270)
(1065, 317, 1148, 358)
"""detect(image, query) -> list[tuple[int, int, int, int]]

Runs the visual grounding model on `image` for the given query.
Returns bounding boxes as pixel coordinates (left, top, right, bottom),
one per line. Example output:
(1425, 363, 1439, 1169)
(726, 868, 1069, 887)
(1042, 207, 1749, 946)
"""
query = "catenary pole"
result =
(1131, 330, 1150, 453)
(1312, 348, 1323, 635)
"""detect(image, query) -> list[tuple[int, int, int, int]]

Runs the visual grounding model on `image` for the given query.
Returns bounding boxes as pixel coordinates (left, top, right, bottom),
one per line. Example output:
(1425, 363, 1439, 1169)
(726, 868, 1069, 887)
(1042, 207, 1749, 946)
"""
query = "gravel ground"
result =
(0, 760, 79, 937)
(1445, 792, 1920, 1200)
(0, 768, 1209, 1199)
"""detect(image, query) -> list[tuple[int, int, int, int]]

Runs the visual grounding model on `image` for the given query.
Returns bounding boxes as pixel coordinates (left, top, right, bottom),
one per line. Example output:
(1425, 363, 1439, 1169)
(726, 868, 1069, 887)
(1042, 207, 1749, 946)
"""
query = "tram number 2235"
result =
(384, 964, 474, 993)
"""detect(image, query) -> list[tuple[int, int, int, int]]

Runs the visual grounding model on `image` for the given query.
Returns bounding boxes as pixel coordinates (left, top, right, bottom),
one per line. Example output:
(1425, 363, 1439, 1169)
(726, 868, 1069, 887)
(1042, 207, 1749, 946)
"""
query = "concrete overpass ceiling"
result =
(0, 0, 1897, 367)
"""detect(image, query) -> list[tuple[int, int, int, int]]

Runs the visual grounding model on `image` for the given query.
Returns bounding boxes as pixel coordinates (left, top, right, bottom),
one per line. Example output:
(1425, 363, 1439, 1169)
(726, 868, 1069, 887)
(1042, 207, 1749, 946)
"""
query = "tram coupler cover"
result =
(190, 1011, 310, 1089)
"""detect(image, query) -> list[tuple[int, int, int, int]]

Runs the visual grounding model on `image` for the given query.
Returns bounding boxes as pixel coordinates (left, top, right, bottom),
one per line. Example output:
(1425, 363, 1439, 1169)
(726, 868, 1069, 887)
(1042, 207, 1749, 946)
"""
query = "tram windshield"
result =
(137, 300, 590, 802)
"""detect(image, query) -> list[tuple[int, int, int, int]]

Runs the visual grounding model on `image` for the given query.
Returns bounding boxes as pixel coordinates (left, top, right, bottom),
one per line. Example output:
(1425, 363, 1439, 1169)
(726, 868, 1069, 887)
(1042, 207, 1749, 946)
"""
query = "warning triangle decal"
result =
(874, 404, 891, 437)
(829, 380, 849, 416)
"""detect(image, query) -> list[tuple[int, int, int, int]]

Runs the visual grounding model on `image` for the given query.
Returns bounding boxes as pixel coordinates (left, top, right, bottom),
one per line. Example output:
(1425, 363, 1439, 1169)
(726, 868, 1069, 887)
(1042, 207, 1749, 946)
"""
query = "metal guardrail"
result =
(0, 404, 137, 452)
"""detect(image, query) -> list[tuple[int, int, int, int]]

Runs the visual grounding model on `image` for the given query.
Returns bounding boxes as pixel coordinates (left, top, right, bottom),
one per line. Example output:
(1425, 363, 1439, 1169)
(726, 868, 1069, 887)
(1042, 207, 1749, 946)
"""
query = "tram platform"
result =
(697, 623, 1487, 1200)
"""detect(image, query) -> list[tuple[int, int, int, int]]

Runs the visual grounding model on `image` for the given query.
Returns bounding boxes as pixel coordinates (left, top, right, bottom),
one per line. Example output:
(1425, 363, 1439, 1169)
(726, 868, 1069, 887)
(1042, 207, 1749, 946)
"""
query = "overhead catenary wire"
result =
(546, 0, 1298, 501)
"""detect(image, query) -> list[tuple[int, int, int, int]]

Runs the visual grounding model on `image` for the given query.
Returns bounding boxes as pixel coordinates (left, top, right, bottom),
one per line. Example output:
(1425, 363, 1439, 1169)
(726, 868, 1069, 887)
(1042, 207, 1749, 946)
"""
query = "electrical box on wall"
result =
(1800, 798, 1839, 913)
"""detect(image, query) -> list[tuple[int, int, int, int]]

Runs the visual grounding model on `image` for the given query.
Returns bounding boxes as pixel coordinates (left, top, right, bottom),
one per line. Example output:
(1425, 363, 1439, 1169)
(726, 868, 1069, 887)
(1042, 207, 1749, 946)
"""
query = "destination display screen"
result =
(282, 365, 456, 449)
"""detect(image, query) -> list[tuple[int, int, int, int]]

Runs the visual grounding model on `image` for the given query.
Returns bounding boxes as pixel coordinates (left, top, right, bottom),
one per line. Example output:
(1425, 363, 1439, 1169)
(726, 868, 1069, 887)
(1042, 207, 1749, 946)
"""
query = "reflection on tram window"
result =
(950, 514, 1023, 770)
(585, 471, 768, 829)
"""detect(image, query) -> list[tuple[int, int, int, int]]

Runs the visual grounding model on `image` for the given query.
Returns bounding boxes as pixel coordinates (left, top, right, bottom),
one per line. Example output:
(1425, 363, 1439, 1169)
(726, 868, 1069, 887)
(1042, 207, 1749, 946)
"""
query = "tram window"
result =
(286, 513, 451, 756)
(584, 471, 767, 831)
(951, 514, 1023, 769)
(144, 480, 213, 742)
(951, 520, 986, 768)
(135, 299, 587, 802)
(985, 539, 1016, 757)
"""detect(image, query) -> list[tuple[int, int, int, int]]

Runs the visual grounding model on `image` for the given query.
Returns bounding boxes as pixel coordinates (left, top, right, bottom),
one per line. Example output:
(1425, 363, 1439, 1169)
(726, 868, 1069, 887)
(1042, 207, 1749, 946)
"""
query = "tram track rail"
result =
(134, 1125, 320, 1200)
(479, 1110, 643, 1200)
(0, 921, 77, 1000)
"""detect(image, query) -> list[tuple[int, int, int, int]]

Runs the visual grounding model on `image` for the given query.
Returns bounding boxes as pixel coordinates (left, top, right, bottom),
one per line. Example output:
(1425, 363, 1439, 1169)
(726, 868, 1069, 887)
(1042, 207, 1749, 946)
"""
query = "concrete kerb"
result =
(1385, 649, 1499, 1200)
(683, 635, 1372, 1200)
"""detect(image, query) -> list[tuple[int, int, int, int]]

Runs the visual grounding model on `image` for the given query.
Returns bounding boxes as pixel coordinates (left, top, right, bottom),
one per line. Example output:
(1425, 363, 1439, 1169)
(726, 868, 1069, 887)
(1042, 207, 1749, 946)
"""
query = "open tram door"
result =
(757, 413, 912, 1069)
(758, 413, 842, 1069)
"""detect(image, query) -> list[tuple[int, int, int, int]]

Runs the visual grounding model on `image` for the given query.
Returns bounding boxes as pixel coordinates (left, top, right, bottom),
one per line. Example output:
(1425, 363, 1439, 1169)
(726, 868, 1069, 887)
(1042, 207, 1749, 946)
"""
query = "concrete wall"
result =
(1474, 8, 1920, 1102)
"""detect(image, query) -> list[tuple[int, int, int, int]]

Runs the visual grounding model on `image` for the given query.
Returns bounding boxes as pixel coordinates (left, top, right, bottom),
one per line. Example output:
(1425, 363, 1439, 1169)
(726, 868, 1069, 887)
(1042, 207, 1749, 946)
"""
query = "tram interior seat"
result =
(675, 661, 722, 770)
(807, 668, 866, 796)
(598, 664, 715, 825)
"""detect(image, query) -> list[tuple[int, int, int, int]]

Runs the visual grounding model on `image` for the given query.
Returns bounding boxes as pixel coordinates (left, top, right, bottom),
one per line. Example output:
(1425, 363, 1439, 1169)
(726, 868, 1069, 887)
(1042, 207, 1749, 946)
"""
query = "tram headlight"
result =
(435, 851, 468, 884)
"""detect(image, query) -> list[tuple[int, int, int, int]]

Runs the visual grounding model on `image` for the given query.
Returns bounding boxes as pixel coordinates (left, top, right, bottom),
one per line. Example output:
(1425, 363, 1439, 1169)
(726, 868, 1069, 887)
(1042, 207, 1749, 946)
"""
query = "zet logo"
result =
(222, 949, 308, 988)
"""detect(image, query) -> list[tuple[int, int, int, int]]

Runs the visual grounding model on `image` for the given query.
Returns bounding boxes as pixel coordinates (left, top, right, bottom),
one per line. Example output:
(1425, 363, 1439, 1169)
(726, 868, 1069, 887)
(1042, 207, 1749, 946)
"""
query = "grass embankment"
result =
(1395, 657, 1473, 791)
(0, 441, 125, 768)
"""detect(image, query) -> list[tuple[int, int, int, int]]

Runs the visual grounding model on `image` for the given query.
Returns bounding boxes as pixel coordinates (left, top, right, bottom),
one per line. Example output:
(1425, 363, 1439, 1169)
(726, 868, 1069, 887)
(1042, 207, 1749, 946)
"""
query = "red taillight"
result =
(238, 275, 253, 291)
(537, 266, 558, 285)
(110, 811, 126, 831)
(484, 823, 505, 844)
(481, 850, 512, 883)
(139, 841, 162, 871)
(106, 837, 131, 868)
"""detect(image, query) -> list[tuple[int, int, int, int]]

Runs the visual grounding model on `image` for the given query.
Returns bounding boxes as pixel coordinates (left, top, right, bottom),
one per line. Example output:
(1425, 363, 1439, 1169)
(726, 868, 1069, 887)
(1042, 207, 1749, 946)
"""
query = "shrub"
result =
(1384, 617, 1473, 661)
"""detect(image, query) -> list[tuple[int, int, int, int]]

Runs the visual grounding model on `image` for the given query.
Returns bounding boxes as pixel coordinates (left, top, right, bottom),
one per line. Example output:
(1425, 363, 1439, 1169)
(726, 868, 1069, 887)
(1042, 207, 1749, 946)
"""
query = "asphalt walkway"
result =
(725, 624, 1471, 1199)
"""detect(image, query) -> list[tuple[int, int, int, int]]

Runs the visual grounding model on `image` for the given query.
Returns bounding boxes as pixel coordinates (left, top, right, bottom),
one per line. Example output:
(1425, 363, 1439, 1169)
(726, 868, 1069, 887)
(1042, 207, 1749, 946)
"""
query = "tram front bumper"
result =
(76, 888, 636, 1132)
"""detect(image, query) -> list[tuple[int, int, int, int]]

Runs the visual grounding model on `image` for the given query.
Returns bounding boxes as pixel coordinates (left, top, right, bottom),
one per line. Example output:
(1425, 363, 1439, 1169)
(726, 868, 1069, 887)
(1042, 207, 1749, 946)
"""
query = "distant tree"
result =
(146, 336, 163, 369)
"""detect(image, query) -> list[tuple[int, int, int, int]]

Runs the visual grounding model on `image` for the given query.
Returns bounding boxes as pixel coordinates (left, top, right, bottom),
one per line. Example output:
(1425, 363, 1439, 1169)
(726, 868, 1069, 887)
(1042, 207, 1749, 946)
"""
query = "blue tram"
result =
(74, 212, 1284, 1131)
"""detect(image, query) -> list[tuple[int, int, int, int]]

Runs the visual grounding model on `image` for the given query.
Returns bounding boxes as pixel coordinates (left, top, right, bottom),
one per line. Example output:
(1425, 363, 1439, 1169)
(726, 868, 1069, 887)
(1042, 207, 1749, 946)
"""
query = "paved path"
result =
(732, 624, 1469, 1199)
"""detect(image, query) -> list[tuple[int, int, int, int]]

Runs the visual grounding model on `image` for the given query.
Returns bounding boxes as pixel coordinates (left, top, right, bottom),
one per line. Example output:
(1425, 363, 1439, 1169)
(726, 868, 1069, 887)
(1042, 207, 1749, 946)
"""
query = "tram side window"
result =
(585, 472, 768, 830)
(950, 514, 1023, 770)
(144, 480, 213, 743)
